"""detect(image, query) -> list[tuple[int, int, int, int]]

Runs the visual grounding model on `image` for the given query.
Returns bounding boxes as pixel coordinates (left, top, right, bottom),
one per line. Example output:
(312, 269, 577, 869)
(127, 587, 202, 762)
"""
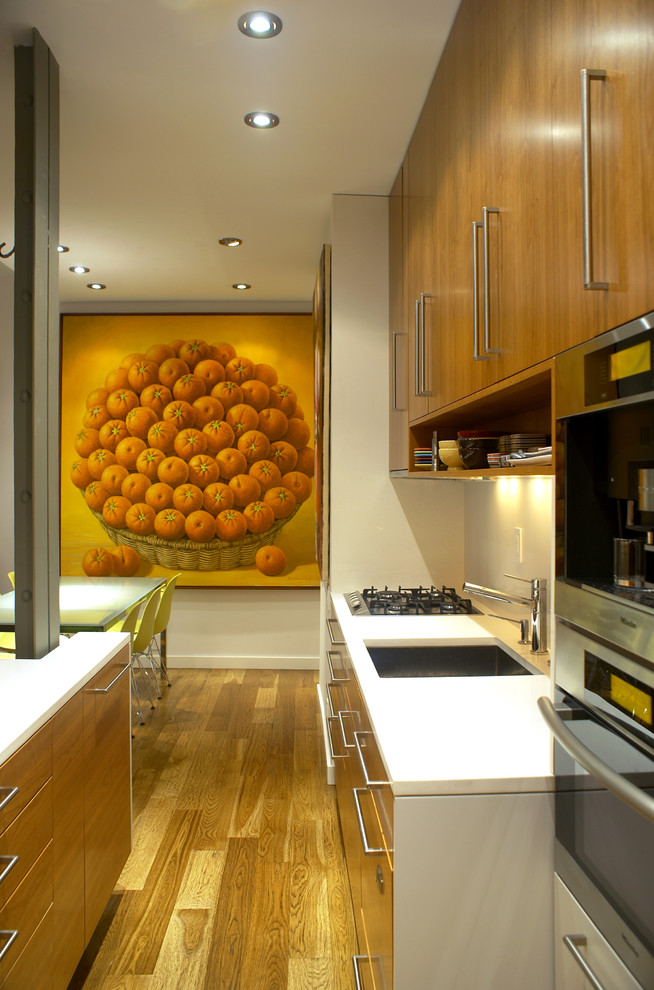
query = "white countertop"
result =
(330, 593, 554, 796)
(0, 632, 130, 764)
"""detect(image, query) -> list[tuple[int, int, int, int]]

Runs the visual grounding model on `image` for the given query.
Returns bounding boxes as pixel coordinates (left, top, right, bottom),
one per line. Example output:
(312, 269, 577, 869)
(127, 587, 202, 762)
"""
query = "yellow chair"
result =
(129, 589, 161, 722)
(8, 571, 15, 588)
(0, 632, 15, 654)
(148, 572, 180, 693)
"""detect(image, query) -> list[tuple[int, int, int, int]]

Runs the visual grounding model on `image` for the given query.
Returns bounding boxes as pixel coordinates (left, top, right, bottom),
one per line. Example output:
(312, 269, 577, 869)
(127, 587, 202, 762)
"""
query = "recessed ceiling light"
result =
(87, 282, 106, 290)
(219, 237, 243, 247)
(69, 265, 90, 274)
(238, 11, 282, 38)
(232, 282, 251, 290)
(57, 244, 69, 253)
(244, 111, 279, 129)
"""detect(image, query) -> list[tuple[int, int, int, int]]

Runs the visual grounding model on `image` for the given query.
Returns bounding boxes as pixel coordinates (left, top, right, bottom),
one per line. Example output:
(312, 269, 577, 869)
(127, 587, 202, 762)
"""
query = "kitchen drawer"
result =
(0, 722, 52, 832)
(2, 903, 53, 990)
(0, 779, 53, 909)
(0, 840, 53, 982)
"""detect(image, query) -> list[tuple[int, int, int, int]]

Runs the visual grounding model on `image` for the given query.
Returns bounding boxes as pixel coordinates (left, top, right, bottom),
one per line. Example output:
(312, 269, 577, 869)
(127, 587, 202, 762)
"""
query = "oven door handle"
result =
(538, 696, 654, 824)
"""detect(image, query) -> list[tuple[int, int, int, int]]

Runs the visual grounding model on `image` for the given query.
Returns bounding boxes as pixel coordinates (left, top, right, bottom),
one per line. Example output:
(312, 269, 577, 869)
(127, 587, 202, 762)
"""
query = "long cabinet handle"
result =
(338, 710, 357, 749)
(352, 788, 385, 855)
(353, 954, 387, 990)
(354, 731, 388, 787)
(563, 935, 608, 990)
(326, 716, 347, 761)
(0, 854, 19, 886)
(0, 929, 19, 963)
(0, 786, 19, 813)
(581, 68, 609, 290)
(472, 220, 488, 361)
(414, 298, 421, 396)
(537, 697, 654, 823)
(326, 617, 345, 647)
(482, 206, 500, 354)
(326, 650, 348, 683)
(419, 293, 432, 396)
(86, 661, 130, 694)
(391, 330, 408, 411)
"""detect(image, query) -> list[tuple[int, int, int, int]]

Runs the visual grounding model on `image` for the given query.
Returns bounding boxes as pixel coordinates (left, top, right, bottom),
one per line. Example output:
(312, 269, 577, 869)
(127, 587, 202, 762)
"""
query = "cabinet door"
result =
(406, 122, 435, 420)
(83, 648, 132, 940)
(389, 164, 409, 471)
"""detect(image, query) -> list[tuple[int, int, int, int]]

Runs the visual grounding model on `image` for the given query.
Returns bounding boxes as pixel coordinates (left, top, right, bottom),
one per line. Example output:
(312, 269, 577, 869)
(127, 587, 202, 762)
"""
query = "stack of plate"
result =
(498, 433, 549, 454)
(413, 447, 433, 469)
(487, 452, 502, 468)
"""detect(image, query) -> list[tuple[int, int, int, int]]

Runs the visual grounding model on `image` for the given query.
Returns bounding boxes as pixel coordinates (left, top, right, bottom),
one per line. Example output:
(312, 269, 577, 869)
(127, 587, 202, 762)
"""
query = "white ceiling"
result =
(0, 0, 459, 305)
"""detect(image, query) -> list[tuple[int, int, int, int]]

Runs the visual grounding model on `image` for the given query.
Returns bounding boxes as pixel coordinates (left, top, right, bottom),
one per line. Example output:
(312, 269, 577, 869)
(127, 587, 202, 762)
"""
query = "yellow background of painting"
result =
(60, 313, 320, 587)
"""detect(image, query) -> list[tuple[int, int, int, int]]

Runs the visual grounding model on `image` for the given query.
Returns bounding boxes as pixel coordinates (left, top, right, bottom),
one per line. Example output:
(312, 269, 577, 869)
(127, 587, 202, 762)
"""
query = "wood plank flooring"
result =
(69, 669, 357, 990)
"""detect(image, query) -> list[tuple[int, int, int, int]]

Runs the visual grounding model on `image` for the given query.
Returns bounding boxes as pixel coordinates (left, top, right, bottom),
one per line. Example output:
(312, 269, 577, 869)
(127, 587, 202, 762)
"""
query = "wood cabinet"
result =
(389, 164, 409, 472)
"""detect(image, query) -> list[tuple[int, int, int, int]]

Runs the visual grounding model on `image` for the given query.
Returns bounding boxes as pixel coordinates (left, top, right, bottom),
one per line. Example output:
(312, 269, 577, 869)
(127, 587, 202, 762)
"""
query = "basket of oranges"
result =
(71, 339, 314, 571)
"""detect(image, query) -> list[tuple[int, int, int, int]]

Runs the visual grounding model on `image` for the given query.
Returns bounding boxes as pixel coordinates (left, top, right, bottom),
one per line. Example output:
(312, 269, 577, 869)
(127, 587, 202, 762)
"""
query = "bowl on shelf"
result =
(457, 434, 501, 470)
(438, 444, 466, 469)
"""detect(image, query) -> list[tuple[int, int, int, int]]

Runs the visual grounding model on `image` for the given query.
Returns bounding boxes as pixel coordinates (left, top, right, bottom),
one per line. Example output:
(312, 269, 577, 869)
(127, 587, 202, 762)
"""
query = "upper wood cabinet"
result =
(389, 165, 409, 472)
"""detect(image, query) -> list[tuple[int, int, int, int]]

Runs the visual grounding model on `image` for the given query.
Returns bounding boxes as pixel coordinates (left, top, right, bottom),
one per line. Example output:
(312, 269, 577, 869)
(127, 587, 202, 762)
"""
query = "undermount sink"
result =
(365, 643, 532, 678)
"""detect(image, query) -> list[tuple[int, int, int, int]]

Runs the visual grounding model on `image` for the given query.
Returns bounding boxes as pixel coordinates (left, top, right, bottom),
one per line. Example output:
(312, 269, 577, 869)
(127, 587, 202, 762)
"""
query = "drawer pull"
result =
(352, 788, 385, 855)
(563, 934, 607, 990)
(326, 650, 348, 682)
(0, 786, 19, 813)
(0, 929, 19, 962)
(0, 854, 19, 885)
(326, 618, 345, 647)
(580, 68, 609, 290)
(338, 711, 357, 749)
(354, 731, 388, 787)
(353, 953, 387, 989)
(327, 716, 347, 761)
(86, 661, 130, 694)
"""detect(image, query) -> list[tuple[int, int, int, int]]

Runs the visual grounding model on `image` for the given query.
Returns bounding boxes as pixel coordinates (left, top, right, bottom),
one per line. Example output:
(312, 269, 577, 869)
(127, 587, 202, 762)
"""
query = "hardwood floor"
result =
(69, 668, 357, 990)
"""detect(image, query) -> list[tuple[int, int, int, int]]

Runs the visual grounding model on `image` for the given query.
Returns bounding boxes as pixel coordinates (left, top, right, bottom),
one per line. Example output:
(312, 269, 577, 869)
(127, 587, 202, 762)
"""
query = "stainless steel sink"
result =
(365, 643, 532, 678)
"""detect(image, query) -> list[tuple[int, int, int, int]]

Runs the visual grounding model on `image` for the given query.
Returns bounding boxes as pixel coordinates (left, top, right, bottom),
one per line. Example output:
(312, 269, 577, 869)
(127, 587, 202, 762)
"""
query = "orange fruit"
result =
(255, 545, 286, 576)
(154, 508, 186, 541)
(264, 486, 297, 519)
(125, 405, 158, 440)
(99, 419, 130, 452)
(121, 472, 151, 503)
(203, 482, 234, 516)
(140, 383, 173, 418)
(173, 483, 204, 515)
(136, 446, 166, 481)
(228, 473, 261, 508)
(104, 367, 129, 393)
(243, 500, 275, 534)
(281, 471, 312, 503)
(158, 356, 190, 388)
(188, 453, 220, 489)
(269, 440, 298, 474)
(174, 427, 207, 461)
(125, 502, 156, 536)
(102, 495, 132, 528)
(225, 355, 256, 385)
(240, 379, 270, 412)
(295, 446, 315, 477)
(71, 458, 93, 490)
(194, 359, 225, 391)
(115, 436, 147, 472)
(185, 509, 217, 542)
(179, 339, 212, 369)
(226, 402, 259, 439)
(290, 405, 304, 420)
(211, 380, 243, 411)
(120, 351, 147, 370)
(202, 419, 235, 454)
(237, 429, 270, 464)
(216, 447, 247, 480)
(74, 427, 100, 458)
(248, 459, 282, 493)
(101, 463, 130, 496)
(173, 373, 206, 404)
(163, 399, 196, 431)
(192, 395, 225, 429)
(157, 455, 189, 487)
(83, 547, 115, 577)
(215, 508, 247, 542)
(86, 387, 109, 408)
(258, 407, 289, 441)
(168, 339, 186, 355)
(106, 388, 140, 419)
(211, 341, 237, 365)
(283, 418, 311, 450)
(127, 359, 159, 394)
(145, 482, 175, 511)
(110, 545, 141, 576)
(147, 419, 178, 455)
(255, 363, 278, 387)
(83, 404, 111, 430)
(84, 481, 110, 513)
(87, 447, 117, 480)
(269, 384, 297, 416)
(145, 342, 176, 364)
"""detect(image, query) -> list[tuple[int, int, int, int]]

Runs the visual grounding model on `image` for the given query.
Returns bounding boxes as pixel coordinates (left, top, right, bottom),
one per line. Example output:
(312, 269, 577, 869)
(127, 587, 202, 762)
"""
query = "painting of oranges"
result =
(61, 315, 320, 587)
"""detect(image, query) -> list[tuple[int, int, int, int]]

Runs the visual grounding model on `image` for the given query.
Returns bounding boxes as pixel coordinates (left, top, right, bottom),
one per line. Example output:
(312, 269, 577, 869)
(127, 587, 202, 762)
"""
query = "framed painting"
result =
(60, 313, 321, 588)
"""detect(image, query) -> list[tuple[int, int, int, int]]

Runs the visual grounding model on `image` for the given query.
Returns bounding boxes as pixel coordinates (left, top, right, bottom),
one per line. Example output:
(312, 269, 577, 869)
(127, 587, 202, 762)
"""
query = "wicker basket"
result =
(89, 505, 299, 570)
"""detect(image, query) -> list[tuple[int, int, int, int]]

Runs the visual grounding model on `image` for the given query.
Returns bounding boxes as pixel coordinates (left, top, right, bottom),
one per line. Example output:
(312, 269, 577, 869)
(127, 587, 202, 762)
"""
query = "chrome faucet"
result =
(462, 575, 548, 655)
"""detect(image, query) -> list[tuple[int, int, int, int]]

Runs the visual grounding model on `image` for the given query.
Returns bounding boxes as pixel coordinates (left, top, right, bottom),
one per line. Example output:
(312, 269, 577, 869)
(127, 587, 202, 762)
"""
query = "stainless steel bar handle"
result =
(326, 716, 347, 761)
(86, 661, 130, 694)
(563, 935, 608, 990)
(581, 68, 609, 289)
(354, 731, 388, 787)
(0, 930, 19, 963)
(391, 330, 408, 411)
(352, 788, 385, 855)
(0, 854, 19, 886)
(0, 786, 19, 813)
(419, 292, 433, 395)
(482, 207, 500, 353)
(537, 696, 654, 823)
(472, 220, 488, 361)
(326, 649, 348, 682)
(338, 710, 357, 749)
(414, 298, 421, 396)
(353, 954, 386, 990)
(326, 617, 345, 647)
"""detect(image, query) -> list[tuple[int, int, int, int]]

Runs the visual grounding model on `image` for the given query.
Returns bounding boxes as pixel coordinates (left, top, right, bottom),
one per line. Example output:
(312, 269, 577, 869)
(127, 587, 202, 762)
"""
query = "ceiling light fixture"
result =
(238, 11, 282, 38)
(69, 265, 89, 274)
(87, 282, 106, 290)
(219, 237, 243, 247)
(244, 111, 279, 129)
(232, 282, 251, 290)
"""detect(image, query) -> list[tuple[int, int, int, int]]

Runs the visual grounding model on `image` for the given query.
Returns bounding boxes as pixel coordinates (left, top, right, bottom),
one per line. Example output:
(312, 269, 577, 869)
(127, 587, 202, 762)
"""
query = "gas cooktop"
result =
(346, 586, 481, 617)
